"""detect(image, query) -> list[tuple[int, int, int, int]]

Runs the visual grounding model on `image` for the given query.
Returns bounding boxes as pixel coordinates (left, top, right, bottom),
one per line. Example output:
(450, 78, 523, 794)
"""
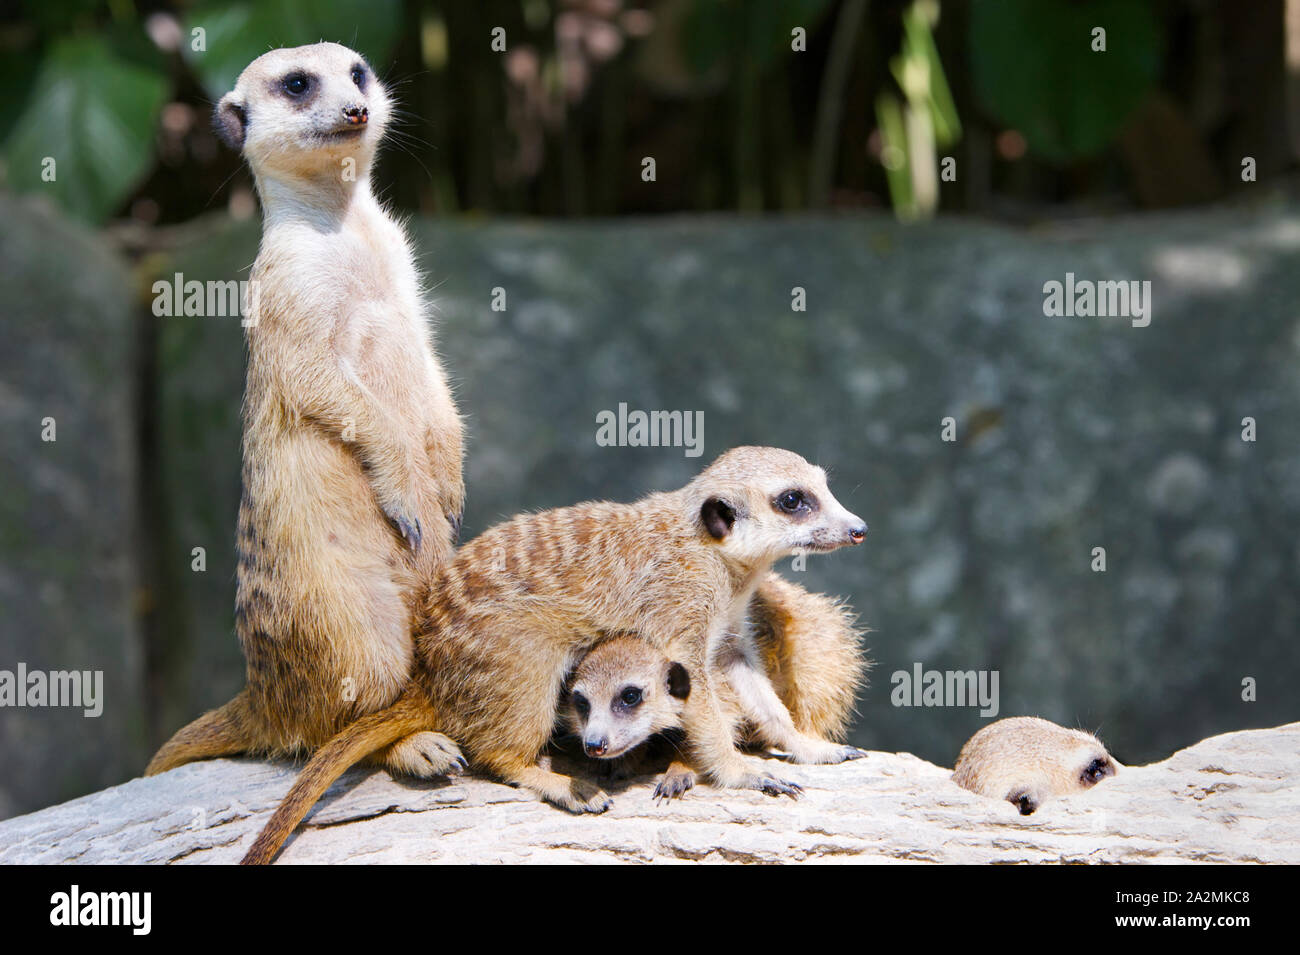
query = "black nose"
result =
(342, 105, 368, 125)
(848, 524, 867, 544)
(584, 738, 607, 757)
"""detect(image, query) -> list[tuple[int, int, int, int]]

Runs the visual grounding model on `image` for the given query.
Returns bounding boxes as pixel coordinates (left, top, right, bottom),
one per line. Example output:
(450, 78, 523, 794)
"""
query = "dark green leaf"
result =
(970, 0, 1162, 162)
(1, 35, 168, 223)
(182, 0, 404, 99)
(684, 0, 834, 75)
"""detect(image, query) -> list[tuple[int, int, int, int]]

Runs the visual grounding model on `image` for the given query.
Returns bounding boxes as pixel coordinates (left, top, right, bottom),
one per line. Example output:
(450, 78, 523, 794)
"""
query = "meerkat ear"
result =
(214, 95, 247, 151)
(699, 497, 736, 540)
(666, 662, 690, 700)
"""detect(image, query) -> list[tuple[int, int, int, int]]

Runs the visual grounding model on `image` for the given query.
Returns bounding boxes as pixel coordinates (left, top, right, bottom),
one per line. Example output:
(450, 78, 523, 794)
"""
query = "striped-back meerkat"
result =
(240, 446, 866, 864)
(564, 580, 868, 799)
(952, 716, 1118, 815)
(145, 43, 464, 777)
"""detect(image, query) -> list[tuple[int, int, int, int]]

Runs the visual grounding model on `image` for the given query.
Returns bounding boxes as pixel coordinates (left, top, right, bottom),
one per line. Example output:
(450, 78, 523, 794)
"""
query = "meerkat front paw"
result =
(555, 777, 614, 814)
(653, 765, 697, 802)
(386, 509, 422, 552)
(383, 732, 466, 778)
(1007, 785, 1044, 815)
(737, 771, 803, 799)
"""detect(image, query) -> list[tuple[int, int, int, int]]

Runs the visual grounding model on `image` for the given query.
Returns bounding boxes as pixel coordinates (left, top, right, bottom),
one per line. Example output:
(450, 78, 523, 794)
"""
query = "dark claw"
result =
(446, 510, 463, 544)
(757, 775, 803, 799)
(653, 775, 695, 802)
(392, 514, 422, 552)
(842, 746, 868, 761)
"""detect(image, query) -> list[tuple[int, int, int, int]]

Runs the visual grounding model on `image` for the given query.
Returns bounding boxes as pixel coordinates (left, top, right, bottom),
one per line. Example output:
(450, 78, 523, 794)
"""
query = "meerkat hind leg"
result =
(722, 654, 865, 765)
(375, 731, 468, 778)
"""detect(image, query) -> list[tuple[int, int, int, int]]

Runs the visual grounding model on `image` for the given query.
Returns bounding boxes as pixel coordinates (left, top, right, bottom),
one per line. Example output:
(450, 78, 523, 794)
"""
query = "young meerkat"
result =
(240, 446, 866, 864)
(146, 43, 464, 777)
(952, 716, 1119, 815)
(564, 580, 868, 800)
(564, 635, 694, 764)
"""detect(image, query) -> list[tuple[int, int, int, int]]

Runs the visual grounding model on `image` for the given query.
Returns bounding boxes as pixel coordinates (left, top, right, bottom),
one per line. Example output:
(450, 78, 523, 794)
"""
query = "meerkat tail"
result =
(752, 575, 868, 742)
(240, 692, 437, 866)
(144, 691, 257, 776)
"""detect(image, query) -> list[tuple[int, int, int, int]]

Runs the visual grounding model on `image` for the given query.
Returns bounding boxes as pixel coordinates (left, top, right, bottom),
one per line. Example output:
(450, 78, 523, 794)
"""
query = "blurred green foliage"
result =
(683, 0, 833, 73)
(0, 0, 1278, 224)
(0, 0, 403, 224)
(970, 0, 1162, 162)
(180, 0, 403, 98)
(3, 30, 167, 222)
(876, 0, 960, 220)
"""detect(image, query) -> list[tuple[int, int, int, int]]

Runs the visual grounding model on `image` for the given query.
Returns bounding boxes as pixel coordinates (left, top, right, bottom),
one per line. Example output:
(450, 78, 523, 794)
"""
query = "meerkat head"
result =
(213, 42, 390, 184)
(564, 636, 691, 760)
(688, 446, 866, 567)
(953, 717, 1118, 815)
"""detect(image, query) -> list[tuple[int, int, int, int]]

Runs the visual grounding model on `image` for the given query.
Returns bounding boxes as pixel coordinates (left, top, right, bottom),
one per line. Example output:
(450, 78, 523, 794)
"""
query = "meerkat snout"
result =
(342, 104, 369, 125)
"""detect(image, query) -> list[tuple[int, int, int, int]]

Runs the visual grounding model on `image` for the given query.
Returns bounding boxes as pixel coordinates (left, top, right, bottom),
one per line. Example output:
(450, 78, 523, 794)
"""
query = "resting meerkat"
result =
(145, 43, 464, 776)
(952, 716, 1118, 815)
(240, 446, 867, 864)
(565, 582, 867, 799)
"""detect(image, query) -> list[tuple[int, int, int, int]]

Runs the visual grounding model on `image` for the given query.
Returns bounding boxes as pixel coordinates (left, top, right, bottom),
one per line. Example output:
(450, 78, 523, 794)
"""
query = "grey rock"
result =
(0, 723, 1294, 864)
(0, 195, 145, 818)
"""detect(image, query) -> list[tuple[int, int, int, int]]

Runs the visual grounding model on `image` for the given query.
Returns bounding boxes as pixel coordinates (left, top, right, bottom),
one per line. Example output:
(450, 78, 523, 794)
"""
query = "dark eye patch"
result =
(1081, 757, 1113, 785)
(272, 70, 319, 108)
(572, 692, 589, 717)
(618, 686, 643, 708)
(773, 489, 816, 515)
(351, 63, 368, 90)
(281, 72, 311, 96)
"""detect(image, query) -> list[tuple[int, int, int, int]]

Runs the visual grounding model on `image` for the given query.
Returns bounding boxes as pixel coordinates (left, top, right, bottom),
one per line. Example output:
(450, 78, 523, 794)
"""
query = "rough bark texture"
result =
(0, 723, 1294, 864)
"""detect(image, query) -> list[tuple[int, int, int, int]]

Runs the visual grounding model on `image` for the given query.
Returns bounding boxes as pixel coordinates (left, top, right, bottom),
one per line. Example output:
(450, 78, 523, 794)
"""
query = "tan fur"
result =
(750, 574, 866, 743)
(242, 446, 867, 862)
(147, 43, 463, 776)
(565, 635, 692, 760)
(952, 716, 1118, 815)
(240, 689, 461, 865)
(566, 577, 867, 798)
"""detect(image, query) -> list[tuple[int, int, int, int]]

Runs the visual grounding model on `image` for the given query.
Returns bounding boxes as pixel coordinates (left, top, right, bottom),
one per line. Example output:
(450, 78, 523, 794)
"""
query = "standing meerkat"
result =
(240, 446, 867, 864)
(146, 43, 464, 776)
(952, 716, 1118, 815)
